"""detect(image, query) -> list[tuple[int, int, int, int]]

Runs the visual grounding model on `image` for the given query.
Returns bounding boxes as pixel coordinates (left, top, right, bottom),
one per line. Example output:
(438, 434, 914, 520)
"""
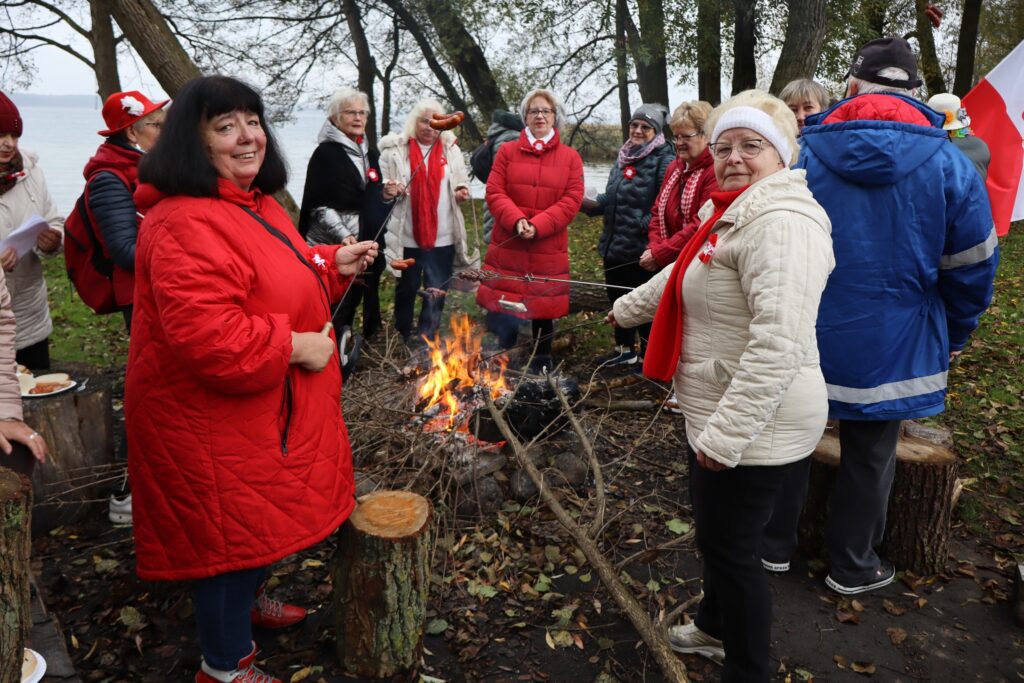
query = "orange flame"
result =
(418, 314, 509, 432)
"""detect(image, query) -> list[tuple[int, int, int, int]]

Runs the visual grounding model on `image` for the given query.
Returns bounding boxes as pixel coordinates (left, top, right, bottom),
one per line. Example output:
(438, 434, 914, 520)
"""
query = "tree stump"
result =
(798, 430, 958, 575)
(332, 490, 432, 679)
(22, 374, 115, 535)
(0, 468, 32, 683)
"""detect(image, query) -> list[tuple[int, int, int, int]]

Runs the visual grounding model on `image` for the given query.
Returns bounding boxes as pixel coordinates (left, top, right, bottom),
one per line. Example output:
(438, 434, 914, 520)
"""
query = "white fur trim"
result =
(710, 106, 792, 166)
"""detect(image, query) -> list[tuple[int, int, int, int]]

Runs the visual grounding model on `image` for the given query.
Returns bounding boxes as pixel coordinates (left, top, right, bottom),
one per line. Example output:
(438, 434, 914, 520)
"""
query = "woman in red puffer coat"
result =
(127, 76, 378, 683)
(477, 88, 583, 372)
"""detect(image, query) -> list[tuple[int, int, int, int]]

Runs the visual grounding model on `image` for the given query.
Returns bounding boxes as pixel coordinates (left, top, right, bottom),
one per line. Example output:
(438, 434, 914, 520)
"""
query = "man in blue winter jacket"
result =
(761, 37, 999, 595)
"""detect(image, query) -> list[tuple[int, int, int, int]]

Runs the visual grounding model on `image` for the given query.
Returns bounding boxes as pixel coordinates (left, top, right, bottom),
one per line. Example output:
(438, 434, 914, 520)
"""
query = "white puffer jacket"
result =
(378, 131, 480, 277)
(614, 169, 834, 467)
(0, 149, 64, 350)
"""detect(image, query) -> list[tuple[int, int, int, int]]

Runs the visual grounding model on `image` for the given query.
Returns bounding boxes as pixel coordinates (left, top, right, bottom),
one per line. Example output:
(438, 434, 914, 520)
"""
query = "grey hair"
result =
(129, 107, 166, 134)
(401, 99, 445, 139)
(520, 88, 566, 129)
(848, 67, 917, 96)
(778, 78, 831, 110)
(327, 87, 370, 122)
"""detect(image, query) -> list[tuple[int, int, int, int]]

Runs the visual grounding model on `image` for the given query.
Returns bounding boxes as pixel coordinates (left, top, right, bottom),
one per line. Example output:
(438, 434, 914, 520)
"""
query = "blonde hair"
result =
(705, 89, 800, 165)
(778, 79, 830, 110)
(669, 100, 713, 134)
(327, 87, 370, 122)
(519, 89, 566, 129)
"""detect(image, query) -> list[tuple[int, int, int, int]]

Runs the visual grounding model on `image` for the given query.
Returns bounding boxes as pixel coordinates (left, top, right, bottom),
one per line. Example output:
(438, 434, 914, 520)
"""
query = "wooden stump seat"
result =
(799, 429, 957, 576)
(0, 468, 32, 683)
(332, 490, 432, 679)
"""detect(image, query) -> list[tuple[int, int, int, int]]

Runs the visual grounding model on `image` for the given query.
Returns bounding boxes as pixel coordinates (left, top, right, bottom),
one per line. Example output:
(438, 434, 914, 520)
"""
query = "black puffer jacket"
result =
(592, 142, 674, 263)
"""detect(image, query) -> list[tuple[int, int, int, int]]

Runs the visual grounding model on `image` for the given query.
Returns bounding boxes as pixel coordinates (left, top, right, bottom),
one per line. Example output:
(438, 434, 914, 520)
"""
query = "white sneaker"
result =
(762, 558, 790, 573)
(666, 622, 725, 664)
(109, 493, 132, 525)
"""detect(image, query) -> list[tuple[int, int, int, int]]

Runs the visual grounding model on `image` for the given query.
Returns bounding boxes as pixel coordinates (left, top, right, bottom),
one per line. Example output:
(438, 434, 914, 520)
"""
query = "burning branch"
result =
(484, 390, 691, 683)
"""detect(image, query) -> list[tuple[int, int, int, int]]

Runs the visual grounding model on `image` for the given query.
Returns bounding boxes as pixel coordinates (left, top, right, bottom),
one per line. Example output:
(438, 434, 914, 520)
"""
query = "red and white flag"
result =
(963, 40, 1024, 236)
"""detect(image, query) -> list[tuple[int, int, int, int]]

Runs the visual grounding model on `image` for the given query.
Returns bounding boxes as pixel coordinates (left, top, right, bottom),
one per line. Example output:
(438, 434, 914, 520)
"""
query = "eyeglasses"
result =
(629, 122, 654, 132)
(673, 131, 702, 142)
(342, 109, 370, 118)
(527, 108, 555, 117)
(709, 139, 770, 160)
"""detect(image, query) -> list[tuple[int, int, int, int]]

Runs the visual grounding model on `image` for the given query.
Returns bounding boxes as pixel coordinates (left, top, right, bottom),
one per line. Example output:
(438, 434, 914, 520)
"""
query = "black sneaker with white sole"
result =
(825, 560, 896, 595)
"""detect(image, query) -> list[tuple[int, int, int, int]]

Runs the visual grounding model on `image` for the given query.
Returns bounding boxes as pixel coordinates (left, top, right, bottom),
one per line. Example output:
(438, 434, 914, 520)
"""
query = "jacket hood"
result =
(716, 168, 831, 239)
(134, 178, 262, 214)
(801, 93, 947, 186)
(83, 141, 141, 181)
(317, 119, 368, 153)
(487, 109, 525, 137)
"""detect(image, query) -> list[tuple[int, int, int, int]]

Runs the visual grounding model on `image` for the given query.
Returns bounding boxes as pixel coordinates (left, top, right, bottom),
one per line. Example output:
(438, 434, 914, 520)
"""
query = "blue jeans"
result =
(394, 245, 455, 341)
(192, 566, 266, 670)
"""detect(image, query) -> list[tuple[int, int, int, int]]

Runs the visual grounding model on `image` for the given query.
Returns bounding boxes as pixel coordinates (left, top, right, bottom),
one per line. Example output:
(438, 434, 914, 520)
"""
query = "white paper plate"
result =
(22, 648, 46, 683)
(22, 380, 77, 398)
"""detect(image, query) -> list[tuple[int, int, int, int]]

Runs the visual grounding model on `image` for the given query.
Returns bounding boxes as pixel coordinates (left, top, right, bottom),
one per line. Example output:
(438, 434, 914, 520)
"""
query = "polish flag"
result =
(963, 40, 1024, 236)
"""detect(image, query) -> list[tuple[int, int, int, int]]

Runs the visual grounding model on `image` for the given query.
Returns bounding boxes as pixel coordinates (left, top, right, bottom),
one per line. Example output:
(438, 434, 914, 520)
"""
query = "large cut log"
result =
(0, 467, 32, 683)
(21, 373, 115, 535)
(332, 490, 432, 679)
(799, 430, 958, 575)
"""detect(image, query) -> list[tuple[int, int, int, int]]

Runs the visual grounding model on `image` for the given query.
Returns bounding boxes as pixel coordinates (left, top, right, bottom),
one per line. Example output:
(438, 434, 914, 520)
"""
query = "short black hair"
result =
(138, 75, 287, 196)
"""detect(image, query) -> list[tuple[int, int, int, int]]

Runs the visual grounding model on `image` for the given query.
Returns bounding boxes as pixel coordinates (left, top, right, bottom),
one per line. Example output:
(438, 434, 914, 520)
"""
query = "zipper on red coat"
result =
(279, 374, 293, 456)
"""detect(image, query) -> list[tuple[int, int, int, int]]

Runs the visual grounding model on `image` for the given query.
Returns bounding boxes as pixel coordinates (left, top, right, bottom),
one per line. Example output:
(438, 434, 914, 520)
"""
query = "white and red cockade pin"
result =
(622, 165, 636, 180)
(367, 168, 380, 182)
(534, 141, 544, 152)
(697, 234, 718, 264)
(312, 253, 329, 273)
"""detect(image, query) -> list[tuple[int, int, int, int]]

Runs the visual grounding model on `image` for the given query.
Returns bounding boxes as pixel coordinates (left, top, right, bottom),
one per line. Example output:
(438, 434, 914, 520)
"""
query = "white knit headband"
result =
(710, 106, 792, 166)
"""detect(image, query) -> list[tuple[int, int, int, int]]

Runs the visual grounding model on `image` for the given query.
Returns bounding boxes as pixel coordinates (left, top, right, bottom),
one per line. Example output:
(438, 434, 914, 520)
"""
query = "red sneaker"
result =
(195, 644, 281, 683)
(250, 589, 307, 629)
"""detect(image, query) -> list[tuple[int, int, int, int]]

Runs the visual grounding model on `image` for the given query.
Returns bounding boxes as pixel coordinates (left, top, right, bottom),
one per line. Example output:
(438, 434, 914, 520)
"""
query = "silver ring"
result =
(29, 432, 38, 440)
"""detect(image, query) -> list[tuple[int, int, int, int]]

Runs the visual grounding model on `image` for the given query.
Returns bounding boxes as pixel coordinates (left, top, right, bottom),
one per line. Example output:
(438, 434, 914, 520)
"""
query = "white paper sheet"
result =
(0, 215, 48, 258)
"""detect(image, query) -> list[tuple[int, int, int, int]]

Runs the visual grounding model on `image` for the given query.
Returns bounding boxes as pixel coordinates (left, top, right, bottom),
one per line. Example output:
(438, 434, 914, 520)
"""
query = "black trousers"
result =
(16, 338, 50, 372)
(604, 259, 653, 353)
(334, 263, 383, 340)
(689, 447, 801, 682)
(485, 312, 553, 358)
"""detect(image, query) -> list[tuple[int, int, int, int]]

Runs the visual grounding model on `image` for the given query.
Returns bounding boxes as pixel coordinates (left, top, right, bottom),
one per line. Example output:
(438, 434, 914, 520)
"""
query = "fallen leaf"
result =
(545, 630, 555, 649)
(300, 559, 323, 570)
(851, 661, 876, 674)
(916, 597, 928, 609)
(426, 618, 449, 635)
(667, 518, 691, 535)
(882, 599, 906, 616)
(836, 610, 860, 625)
(851, 599, 865, 612)
(289, 666, 321, 682)
(886, 627, 907, 645)
(834, 654, 849, 669)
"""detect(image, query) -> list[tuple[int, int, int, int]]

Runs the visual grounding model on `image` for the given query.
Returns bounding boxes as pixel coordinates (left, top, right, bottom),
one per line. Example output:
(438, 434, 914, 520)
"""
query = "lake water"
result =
(15, 104, 614, 214)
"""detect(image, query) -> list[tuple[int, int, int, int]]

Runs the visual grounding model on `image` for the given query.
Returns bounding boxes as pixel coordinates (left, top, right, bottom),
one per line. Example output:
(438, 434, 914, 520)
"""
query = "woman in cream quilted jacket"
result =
(609, 90, 834, 682)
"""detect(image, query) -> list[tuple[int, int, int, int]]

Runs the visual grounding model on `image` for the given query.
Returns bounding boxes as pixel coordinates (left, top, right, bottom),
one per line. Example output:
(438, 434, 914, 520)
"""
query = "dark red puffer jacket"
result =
(126, 178, 355, 581)
(477, 130, 583, 320)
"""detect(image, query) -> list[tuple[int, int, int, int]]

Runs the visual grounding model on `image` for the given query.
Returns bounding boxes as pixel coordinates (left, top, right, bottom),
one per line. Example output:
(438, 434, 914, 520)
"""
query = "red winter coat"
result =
(126, 178, 355, 581)
(647, 148, 718, 268)
(477, 130, 583, 320)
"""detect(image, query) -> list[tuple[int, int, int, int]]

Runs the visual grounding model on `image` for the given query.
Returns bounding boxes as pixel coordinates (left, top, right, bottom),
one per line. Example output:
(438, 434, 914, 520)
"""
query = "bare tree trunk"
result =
(913, 0, 946, 96)
(108, 0, 304, 222)
(769, 0, 828, 93)
(634, 0, 670, 105)
(697, 0, 722, 104)
(615, 0, 631, 141)
(953, 0, 983, 96)
(378, 18, 401, 136)
(108, 0, 201, 94)
(380, 0, 483, 143)
(341, 0, 378, 143)
(423, 0, 507, 115)
(731, 0, 757, 94)
(89, 0, 121, 98)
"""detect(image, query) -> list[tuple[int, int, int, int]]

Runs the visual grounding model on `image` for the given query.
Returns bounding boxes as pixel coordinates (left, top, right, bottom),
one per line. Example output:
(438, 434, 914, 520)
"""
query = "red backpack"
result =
(63, 190, 117, 315)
